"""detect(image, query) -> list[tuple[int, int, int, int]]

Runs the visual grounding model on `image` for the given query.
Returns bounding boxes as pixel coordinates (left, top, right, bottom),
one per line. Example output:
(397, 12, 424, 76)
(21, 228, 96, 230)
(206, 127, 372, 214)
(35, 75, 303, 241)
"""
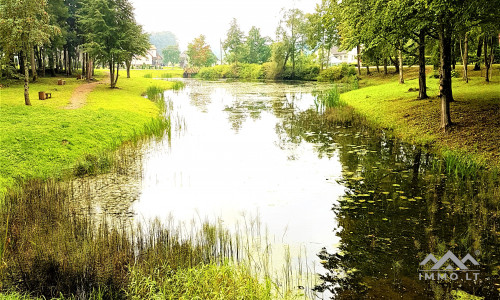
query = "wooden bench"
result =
(57, 79, 66, 85)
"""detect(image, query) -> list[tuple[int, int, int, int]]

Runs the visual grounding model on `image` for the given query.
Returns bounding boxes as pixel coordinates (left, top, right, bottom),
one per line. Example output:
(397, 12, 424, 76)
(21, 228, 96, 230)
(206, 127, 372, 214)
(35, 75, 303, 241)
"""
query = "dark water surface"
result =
(88, 79, 500, 299)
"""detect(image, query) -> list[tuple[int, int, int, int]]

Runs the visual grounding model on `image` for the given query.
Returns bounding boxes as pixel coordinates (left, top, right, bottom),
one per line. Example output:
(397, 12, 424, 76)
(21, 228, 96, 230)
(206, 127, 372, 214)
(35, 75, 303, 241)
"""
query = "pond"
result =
(77, 79, 500, 299)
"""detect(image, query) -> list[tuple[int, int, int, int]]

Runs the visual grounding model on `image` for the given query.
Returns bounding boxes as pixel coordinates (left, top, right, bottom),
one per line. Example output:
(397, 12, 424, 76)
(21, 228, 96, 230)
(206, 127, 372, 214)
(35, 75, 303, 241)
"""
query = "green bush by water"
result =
(317, 64, 357, 82)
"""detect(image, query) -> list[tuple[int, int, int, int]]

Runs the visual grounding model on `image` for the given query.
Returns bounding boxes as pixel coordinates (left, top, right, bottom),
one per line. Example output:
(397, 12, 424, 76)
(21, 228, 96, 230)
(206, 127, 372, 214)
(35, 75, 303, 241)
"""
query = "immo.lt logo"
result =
(419, 250, 480, 281)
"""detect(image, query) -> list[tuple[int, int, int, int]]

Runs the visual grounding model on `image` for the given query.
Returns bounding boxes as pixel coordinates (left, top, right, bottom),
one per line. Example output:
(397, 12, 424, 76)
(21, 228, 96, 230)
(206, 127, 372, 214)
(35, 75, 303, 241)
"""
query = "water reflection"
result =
(71, 79, 499, 299)
(134, 81, 342, 294)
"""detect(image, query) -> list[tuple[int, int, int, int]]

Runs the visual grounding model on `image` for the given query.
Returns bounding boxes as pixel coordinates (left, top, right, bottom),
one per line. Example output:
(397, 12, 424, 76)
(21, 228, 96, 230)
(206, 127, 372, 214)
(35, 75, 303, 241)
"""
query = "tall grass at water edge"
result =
(0, 175, 317, 299)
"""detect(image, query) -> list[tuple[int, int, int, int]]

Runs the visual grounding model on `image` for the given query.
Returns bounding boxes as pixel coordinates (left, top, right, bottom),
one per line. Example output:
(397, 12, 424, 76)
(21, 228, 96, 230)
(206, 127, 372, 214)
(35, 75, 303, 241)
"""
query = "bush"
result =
(317, 63, 357, 82)
(199, 64, 264, 80)
(262, 61, 281, 80)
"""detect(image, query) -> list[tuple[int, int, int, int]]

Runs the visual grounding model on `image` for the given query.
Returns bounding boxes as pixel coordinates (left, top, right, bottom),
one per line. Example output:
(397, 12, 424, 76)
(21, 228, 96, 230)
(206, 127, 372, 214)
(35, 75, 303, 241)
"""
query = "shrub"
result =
(262, 61, 281, 80)
(317, 63, 357, 82)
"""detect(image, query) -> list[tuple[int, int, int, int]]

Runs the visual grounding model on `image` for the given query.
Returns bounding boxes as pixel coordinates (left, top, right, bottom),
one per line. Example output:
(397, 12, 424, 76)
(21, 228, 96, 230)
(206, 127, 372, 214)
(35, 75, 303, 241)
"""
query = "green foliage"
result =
(223, 18, 246, 64)
(128, 263, 272, 300)
(244, 26, 271, 64)
(262, 61, 281, 80)
(187, 35, 217, 67)
(162, 44, 180, 67)
(0, 0, 59, 55)
(73, 153, 112, 176)
(78, 0, 148, 88)
(317, 64, 357, 82)
(318, 86, 345, 109)
(198, 64, 263, 80)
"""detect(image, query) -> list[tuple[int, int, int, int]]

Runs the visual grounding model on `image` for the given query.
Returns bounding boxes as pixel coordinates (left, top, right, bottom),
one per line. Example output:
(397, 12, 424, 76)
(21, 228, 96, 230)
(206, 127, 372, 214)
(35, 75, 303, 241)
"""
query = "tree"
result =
(78, 0, 143, 88)
(162, 44, 180, 67)
(223, 18, 245, 63)
(305, 0, 338, 70)
(244, 26, 271, 64)
(0, 0, 59, 105)
(186, 35, 216, 67)
(123, 22, 149, 78)
(276, 8, 306, 79)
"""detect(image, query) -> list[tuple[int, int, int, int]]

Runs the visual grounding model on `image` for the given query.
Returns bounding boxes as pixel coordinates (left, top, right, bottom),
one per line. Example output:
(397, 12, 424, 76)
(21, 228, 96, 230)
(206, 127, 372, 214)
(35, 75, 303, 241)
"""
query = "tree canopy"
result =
(187, 35, 217, 67)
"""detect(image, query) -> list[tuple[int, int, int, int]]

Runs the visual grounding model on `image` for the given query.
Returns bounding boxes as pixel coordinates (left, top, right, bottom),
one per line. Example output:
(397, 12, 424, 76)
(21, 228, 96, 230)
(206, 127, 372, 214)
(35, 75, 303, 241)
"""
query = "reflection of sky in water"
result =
(133, 81, 342, 293)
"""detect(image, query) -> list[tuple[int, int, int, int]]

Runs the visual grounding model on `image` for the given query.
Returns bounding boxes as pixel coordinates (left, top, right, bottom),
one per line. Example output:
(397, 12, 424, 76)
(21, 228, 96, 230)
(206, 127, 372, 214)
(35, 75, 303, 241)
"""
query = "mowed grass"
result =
(335, 64, 500, 168)
(129, 67, 184, 79)
(0, 70, 179, 197)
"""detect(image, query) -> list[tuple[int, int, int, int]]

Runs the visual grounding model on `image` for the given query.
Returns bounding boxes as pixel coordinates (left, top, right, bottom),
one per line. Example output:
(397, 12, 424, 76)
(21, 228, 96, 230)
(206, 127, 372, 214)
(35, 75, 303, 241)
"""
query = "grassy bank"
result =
(0, 70, 181, 198)
(332, 64, 500, 172)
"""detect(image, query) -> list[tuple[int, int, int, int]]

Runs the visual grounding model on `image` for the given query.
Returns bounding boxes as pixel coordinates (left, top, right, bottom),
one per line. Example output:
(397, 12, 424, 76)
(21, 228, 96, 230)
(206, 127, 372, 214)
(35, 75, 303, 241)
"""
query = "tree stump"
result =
(38, 91, 46, 100)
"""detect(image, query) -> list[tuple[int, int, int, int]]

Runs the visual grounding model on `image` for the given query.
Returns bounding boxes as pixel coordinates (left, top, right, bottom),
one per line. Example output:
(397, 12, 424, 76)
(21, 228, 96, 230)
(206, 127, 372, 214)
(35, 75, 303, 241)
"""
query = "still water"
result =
(83, 79, 500, 299)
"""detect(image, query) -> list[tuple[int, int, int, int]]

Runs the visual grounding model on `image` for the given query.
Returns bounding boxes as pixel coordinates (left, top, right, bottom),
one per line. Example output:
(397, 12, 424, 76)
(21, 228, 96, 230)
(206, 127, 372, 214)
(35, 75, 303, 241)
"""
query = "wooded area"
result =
(0, 0, 150, 104)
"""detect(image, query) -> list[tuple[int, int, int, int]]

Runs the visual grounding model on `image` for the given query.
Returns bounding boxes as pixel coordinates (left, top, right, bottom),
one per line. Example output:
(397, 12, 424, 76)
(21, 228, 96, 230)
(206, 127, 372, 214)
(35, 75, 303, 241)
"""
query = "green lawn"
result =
(0, 70, 180, 198)
(336, 65, 500, 169)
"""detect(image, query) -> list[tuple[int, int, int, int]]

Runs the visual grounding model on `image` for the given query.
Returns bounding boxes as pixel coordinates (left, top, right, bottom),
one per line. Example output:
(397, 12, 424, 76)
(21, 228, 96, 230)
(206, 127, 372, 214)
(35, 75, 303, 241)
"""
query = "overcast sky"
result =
(129, 0, 318, 53)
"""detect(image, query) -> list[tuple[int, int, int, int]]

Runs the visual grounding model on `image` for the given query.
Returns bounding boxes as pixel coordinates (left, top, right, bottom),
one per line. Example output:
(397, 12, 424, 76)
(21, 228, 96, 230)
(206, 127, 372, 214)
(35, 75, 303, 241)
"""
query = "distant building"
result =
(131, 45, 163, 68)
(330, 46, 357, 65)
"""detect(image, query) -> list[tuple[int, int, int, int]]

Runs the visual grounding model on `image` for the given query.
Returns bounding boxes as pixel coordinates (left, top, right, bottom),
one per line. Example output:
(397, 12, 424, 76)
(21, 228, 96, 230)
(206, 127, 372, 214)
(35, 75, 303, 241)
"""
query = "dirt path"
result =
(63, 73, 109, 110)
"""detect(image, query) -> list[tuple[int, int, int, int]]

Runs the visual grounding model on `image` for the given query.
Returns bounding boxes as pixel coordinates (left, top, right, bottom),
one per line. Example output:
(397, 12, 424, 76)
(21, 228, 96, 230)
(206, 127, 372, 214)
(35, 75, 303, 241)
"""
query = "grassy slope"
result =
(0, 69, 181, 197)
(337, 65, 500, 167)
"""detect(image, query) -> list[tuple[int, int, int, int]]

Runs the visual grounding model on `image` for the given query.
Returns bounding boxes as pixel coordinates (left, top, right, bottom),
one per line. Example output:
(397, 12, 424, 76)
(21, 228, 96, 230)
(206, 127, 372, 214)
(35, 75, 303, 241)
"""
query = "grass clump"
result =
(143, 73, 152, 78)
(127, 263, 272, 299)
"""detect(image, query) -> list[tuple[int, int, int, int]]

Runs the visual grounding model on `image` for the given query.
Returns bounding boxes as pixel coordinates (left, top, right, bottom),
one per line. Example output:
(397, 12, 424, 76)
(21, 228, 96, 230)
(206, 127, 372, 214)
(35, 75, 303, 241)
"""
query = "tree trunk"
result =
(383, 58, 388, 75)
(126, 60, 131, 78)
(439, 22, 453, 130)
(56, 50, 60, 73)
(418, 30, 428, 99)
(19, 52, 25, 75)
(398, 49, 404, 84)
(63, 47, 67, 75)
(320, 46, 324, 70)
(326, 46, 331, 68)
(484, 36, 494, 82)
(110, 60, 115, 88)
(87, 56, 93, 81)
(356, 44, 361, 75)
(366, 65, 370, 75)
(68, 50, 73, 76)
(49, 51, 56, 77)
(461, 33, 468, 83)
(22, 52, 31, 106)
(473, 36, 482, 70)
(82, 52, 86, 77)
(114, 63, 120, 86)
(41, 47, 46, 77)
(376, 62, 380, 73)
(30, 47, 37, 82)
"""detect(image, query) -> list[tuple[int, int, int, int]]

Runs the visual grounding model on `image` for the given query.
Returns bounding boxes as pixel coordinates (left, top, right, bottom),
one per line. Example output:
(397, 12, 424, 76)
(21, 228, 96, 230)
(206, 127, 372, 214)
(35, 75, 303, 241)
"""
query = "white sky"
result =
(130, 0, 319, 53)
